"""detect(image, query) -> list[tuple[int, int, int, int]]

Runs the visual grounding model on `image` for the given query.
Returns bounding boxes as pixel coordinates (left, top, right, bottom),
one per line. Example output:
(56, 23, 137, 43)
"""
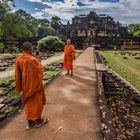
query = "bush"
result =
(13, 47, 20, 53)
(52, 40, 65, 51)
(38, 36, 64, 51)
(0, 43, 5, 49)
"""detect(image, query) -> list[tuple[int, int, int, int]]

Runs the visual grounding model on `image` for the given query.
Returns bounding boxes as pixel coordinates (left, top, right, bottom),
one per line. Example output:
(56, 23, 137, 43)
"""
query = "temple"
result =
(59, 11, 140, 49)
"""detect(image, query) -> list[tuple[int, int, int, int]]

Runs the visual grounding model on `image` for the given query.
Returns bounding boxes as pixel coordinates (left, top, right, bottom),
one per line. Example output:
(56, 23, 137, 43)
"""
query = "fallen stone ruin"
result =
(95, 52, 140, 140)
(0, 52, 55, 72)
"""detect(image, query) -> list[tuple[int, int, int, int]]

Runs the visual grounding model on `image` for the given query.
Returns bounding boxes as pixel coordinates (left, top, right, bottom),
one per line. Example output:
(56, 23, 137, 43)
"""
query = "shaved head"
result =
(22, 42, 33, 54)
(66, 39, 71, 45)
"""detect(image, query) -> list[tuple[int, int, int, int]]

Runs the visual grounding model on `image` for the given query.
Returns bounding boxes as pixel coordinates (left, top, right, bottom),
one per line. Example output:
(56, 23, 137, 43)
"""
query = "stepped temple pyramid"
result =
(59, 11, 140, 49)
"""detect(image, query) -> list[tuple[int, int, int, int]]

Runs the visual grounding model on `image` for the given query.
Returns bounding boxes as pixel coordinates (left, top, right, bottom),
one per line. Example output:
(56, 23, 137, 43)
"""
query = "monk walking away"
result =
(64, 39, 76, 76)
(15, 42, 48, 130)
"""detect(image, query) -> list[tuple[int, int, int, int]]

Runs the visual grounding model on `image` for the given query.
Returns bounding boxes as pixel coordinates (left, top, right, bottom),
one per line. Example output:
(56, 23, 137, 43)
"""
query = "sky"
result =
(12, 0, 140, 25)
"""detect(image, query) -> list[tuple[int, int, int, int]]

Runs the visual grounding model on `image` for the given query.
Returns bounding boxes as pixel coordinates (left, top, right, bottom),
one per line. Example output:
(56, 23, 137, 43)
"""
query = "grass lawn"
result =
(98, 50, 140, 92)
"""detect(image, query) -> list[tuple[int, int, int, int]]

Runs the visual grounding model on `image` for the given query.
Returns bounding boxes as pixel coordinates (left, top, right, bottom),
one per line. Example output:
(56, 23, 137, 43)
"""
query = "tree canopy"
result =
(0, 7, 58, 39)
(51, 16, 61, 32)
(0, 1, 60, 52)
(0, 0, 14, 16)
(128, 24, 140, 37)
(0, 1, 61, 40)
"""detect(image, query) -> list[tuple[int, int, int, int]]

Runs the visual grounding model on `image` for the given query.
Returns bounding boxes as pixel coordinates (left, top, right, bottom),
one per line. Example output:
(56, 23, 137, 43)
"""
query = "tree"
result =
(0, 7, 60, 39)
(15, 9, 57, 37)
(0, 23, 3, 37)
(1, 13, 32, 39)
(0, 43, 5, 53)
(37, 26, 56, 37)
(0, 43, 5, 49)
(51, 16, 61, 32)
(37, 18, 50, 27)
(15, 9, 38, 36)
(0, 12, 33, 52)
(128, 24, 140, 36)
(0, 0, 14, 16)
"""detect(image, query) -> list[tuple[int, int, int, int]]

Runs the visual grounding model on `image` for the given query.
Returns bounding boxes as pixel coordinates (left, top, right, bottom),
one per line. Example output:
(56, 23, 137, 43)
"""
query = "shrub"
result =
(13, 47, 20, 53)
(38, 36, 64, 51)
(0, 43, 5, 49)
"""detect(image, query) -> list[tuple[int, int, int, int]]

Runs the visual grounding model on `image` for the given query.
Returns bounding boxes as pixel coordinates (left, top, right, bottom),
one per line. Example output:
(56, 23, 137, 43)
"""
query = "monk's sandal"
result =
(26, 120, 35, 130)
(35, 118, 49, 128)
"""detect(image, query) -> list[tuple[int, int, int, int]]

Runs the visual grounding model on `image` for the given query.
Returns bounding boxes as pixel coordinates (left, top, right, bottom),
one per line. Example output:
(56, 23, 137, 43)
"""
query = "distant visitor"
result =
(64, 39, 76, 76)
(15, 42, 48, 130)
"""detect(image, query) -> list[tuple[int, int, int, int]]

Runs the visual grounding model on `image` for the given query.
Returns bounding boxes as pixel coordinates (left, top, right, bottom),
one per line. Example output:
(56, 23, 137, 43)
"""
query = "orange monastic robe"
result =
(15, 53, 46, 120)
(64, 44, 76, 70)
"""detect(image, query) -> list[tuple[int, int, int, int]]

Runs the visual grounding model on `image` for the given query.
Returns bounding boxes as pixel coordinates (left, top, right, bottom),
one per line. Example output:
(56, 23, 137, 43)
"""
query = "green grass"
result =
(52, 59, 63, 64)
(0, 53, 21, 59)
(11, 106, 19, 113)
(76, 52, 82, 58)
(54, 52, 64, 56)
(0, 87, 6, 90)
(7, 90, 21, 99)
(43, 70, 62, 85)
(0, 76, 14, 84)
(44, 70, 61, 77)
(133, 105, 140, 116)
(98, 50, 140, 91)
(7, 66, 15, 70)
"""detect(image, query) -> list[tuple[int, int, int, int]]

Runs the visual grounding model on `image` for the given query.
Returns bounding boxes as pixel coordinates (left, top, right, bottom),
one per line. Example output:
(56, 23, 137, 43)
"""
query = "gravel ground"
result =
(106, 95, 140, 140)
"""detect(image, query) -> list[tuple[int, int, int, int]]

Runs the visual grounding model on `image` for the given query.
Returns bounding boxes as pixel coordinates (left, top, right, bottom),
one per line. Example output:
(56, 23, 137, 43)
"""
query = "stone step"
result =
(0, 114, 7, 121)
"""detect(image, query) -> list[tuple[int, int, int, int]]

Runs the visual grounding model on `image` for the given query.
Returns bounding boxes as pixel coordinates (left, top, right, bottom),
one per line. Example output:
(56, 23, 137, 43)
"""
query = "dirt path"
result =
(0, 47, 102, 140)
(0, 55, 63, 79)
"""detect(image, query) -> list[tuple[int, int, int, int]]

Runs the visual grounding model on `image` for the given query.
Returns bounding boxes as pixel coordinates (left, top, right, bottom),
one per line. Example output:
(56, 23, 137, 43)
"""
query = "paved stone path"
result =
(0, 47, 102, 140)
(0, 55, 63, 79)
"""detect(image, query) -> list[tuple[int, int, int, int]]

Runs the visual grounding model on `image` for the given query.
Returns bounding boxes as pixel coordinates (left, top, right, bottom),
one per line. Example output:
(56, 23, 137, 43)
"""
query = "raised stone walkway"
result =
(0, 47, 102, 140)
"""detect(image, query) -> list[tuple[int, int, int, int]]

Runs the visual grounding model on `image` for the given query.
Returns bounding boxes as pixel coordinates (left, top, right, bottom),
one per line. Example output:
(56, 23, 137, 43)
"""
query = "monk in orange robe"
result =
(15, 42, 48, 130)
(64, 39, 76, 76)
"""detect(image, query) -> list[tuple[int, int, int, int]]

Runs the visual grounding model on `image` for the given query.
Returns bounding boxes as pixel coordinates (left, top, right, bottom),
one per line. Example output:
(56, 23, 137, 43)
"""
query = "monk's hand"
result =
(38, 83, 44, 93)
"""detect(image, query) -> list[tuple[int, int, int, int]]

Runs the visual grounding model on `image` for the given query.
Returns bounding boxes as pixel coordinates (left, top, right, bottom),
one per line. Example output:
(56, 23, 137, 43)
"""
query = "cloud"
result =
(26, 0, 140, 24)
(31, 11, 45, 18)
(34, 7, 39, 10)
(27, 0, 42, 3)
